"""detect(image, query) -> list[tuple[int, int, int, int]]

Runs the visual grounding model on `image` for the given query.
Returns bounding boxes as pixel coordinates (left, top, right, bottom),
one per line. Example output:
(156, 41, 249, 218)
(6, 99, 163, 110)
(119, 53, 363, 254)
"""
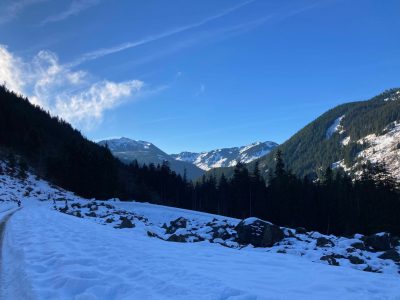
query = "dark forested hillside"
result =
(0, 86, 189, 202)
(207, 88, 400, 180)
(256, 88, 400, 179)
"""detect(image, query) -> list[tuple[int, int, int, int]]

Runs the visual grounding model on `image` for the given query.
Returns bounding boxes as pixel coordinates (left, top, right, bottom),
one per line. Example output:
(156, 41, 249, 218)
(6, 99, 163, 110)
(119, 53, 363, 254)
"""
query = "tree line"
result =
(122, 150, 400, 236)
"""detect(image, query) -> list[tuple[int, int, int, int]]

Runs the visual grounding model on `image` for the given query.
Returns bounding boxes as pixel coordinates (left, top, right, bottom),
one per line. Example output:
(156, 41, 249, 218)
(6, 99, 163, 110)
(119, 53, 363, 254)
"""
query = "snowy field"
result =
(1, 162, 400, 299)
(2, 201, 400, 300)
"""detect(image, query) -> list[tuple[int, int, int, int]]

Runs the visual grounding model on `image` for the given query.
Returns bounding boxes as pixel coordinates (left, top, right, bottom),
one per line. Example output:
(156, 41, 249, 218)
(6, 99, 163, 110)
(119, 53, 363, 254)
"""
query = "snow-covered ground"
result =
(2, 201, 400, 300)
(1, 161, 400, 299)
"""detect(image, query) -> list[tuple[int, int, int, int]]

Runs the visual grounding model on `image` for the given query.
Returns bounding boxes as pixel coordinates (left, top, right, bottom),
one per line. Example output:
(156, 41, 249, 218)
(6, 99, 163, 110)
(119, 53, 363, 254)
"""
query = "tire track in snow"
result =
(0, 208, 20, 296)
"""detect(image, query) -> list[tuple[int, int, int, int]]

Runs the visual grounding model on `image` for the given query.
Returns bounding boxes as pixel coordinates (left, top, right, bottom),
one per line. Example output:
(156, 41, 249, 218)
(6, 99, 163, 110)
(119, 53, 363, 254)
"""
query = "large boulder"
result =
(235, 218, 284, 247)
(363, 233, 393, 251)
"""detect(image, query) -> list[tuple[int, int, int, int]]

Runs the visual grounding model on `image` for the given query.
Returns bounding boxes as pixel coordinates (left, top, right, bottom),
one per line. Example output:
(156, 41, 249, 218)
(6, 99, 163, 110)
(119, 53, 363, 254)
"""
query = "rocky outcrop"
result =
(235, 218, 284, 247)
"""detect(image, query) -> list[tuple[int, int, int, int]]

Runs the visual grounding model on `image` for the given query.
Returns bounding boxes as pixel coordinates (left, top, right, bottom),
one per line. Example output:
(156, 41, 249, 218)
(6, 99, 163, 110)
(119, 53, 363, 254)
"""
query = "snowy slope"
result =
(1, 161, 400, 299)
(172, 141, 278, 171)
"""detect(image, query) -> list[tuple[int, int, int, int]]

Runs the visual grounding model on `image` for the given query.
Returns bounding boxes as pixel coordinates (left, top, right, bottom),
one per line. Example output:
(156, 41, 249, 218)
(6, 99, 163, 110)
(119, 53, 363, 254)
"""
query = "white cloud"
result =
(0, 45, 144, 129)
(40, 0, 101, 26)
(55, 80, 143, 128)
(0, 45, 24, 93)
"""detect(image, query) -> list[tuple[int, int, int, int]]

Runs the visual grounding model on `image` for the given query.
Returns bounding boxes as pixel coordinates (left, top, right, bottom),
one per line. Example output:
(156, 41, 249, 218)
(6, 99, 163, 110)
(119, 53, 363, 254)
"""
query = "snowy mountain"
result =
(98, 137, 205, 180)
(171, 141, 278, 171)
(1, 158, 400, 299)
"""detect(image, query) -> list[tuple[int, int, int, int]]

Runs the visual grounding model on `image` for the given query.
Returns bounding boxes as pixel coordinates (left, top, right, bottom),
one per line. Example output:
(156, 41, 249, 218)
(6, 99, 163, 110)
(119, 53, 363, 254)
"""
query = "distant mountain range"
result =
(98, 138, 278, 179)
(171, 141, 278, 171)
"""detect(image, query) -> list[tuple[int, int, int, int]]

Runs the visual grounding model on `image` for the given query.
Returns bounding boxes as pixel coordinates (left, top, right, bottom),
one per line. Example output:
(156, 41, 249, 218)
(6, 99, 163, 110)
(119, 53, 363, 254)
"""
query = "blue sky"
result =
(1, 0, 400, 153)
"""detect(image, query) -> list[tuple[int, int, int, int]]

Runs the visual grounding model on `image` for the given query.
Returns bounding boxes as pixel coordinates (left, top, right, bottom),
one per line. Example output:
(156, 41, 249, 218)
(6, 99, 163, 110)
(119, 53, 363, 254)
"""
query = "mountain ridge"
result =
(171, 141, 278, 171)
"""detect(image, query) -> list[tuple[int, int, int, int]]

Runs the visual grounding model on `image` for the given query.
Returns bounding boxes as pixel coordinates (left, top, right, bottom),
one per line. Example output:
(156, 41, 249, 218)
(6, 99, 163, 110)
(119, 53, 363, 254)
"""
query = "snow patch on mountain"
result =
(326, 115, 345, 138)
(383, 90, 400, 102)
(172, 141, 278, 171)
(356, 121, 400, 180)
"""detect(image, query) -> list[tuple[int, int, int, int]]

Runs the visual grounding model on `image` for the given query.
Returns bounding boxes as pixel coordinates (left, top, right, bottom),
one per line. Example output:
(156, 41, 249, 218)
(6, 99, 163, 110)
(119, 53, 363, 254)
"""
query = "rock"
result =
(320, 255, 339, 266)
(85, 211, 97, 217)
(89, 204, 98, 211)
(363, 265, 381, 273)
(211, 226, 234, 240)
(235, 218, 284, 247)
(316, 237, 334, 247)
(295, 227, 308, 235)
(71, 203, 81, 209)
(378, 249, 400, 262)
(167, 234, 188, 243)
(117, 217, 134, 229)
(277, 249, 287, 254)
(332, 254, 345, 259)
(363, 233, 393, 251)
(165, 217, 188, 234)
(147, 231, 163, 239)
(74, 211, 82, 218)
(348, 255, 365, 265)
(350, 242, 365, 250)
(105, 218, 114, 223)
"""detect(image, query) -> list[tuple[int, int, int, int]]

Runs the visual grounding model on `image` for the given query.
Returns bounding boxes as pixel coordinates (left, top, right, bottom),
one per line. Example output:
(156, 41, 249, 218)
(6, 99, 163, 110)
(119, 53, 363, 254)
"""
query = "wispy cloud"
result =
(0, 0, 49, 24)
(195, 84, 205, 97)
(0, 44, 147, 129)
(70, 0, 256, 66)
(80, 1, 319, 70)
(40, 0, 101, 26)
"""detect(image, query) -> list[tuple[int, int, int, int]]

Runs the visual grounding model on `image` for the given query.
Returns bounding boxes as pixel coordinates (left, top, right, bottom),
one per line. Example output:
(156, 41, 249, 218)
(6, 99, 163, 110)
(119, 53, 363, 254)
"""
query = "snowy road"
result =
(1, 201, 400, 300)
